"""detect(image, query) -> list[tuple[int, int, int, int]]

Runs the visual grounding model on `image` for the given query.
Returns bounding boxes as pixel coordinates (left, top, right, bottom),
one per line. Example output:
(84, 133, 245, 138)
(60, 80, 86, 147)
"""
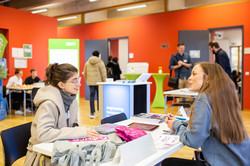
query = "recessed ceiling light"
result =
(117, 4, 147, 11)
(0, 0, 10, 4)
(89, 0, 98, 2)
(57, 16, 78, 21)
(31, 9, 48, 14)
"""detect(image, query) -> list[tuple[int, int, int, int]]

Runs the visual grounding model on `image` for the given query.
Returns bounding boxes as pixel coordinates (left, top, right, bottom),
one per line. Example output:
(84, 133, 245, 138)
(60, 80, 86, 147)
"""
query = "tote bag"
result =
(168, 55, 179, 89)
(168, 74, 179, 89)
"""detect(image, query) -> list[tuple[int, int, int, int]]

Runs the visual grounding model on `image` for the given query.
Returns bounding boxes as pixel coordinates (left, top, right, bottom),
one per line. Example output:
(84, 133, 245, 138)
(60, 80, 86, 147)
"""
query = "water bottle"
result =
(158, 66, 162, 73)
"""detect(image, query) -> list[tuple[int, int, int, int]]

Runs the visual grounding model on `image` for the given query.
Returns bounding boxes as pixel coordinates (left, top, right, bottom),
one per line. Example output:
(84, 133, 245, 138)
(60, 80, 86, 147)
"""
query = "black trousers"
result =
(89, 86, 99, 114)
(161, 157, 206, 166)
(9, 92, 23, 110)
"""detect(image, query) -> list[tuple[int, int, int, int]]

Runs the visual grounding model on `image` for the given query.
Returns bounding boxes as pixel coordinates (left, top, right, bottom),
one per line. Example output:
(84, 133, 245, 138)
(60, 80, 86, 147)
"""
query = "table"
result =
(7, 87, 33, 116)
(164, 88, 198, 114)
(7, 85, 44, 116)
(151, 73, 169, 108)
(33, 119, 184, 166)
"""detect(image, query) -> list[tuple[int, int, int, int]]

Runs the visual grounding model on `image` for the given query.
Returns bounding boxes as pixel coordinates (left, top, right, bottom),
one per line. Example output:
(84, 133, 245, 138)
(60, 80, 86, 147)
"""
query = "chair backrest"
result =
(2, 85, 7, 98)
(0, 122, 32, 166)
(101, 113, 127, 124)
(32, 88, 40, 99)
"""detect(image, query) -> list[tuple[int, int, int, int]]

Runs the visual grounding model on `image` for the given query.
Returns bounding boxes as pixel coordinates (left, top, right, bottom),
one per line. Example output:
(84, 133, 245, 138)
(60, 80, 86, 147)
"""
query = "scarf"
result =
(60, 90, 76, 126)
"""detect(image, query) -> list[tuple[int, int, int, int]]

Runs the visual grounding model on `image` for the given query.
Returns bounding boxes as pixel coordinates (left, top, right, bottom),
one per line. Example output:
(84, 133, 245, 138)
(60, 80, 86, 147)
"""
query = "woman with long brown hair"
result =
(163, 62, 250, 166)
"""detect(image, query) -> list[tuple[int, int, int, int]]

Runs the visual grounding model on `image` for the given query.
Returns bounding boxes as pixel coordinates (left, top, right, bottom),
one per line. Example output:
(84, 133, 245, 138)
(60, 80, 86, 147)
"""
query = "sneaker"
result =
(26, 109, 32, 113)
(15, 110, 24, 115)
(90, 114, 96, 119)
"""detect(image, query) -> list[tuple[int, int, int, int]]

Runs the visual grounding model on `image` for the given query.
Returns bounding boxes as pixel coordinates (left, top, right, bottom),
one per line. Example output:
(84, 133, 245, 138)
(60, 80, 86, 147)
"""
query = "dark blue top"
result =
(169, 52, 193, 79)
(215, 49, 231, 77)
(24, 76, 41, 85)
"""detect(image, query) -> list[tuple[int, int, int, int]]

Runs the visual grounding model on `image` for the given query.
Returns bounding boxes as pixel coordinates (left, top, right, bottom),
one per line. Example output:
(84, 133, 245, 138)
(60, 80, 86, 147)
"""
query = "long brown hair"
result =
(189, 62, 246, 144)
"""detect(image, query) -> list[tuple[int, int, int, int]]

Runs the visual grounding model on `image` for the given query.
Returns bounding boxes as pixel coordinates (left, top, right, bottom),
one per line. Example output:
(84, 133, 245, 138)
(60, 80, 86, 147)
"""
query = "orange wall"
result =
(58, 1, 250, 109)
(110, 39, 118, 58)
(0, 6, 57, 85)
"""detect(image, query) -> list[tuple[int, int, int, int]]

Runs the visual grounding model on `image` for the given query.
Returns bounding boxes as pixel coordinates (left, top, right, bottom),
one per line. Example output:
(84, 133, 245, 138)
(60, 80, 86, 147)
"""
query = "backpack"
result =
(107, 67, 114, 78)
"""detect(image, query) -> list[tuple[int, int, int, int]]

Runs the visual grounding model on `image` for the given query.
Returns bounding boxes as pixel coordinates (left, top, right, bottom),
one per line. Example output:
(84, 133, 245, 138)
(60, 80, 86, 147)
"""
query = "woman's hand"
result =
(165, 113, 177, 132)
(87, 127, 100, 138)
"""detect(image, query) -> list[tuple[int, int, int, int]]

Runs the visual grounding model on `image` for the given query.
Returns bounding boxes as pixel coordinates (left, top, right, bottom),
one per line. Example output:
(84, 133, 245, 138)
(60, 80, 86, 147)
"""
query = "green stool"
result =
(123, 73, 141, 81)
(151, 73, 169, 108)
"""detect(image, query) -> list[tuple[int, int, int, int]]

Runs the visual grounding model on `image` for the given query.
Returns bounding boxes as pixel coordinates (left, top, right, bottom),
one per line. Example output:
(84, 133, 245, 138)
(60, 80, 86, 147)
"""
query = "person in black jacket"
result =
(106, 56, 115, 78)
(112, 57, 122, 81)
(209, 41, 231, 77)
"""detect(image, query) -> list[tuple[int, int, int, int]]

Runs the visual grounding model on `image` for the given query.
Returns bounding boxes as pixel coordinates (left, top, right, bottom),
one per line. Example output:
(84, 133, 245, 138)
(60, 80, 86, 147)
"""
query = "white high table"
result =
(164, 88, 198, 114)
(33, 119, 184, 166)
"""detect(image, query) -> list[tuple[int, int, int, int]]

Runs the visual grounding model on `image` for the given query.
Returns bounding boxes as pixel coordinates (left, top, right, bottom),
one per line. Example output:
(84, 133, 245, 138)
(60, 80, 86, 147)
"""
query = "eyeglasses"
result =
(68, 77, 81, 84)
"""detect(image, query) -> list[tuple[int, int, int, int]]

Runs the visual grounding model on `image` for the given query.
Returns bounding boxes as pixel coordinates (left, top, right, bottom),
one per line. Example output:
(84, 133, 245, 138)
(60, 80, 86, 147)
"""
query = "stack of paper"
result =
(154, 135, 180, 149)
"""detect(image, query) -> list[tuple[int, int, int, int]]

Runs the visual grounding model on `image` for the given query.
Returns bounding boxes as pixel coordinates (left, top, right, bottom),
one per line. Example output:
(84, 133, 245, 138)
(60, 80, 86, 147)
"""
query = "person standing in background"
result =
(209, 41, 231, 77)
(25, 68, 41, 85)
(84, 50, 107, 118)
(106, 56, 114, 68)
(106, 55, 115, 79)
(112, 57, 122, 81)
(169, 42, 193, 89)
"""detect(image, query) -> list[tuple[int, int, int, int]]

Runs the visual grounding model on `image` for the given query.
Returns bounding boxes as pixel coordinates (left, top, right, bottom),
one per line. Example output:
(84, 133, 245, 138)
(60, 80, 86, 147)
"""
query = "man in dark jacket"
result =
(209, 41, 231, 77)
(25, 69, 41, 85)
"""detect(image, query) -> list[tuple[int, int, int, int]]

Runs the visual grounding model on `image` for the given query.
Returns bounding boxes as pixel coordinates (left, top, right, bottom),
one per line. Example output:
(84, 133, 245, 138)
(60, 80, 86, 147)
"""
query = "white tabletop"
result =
(7, 87, 33, 91)
(33, 119, 184, 166)
(164, 88, 198, 97)
(97, 81, 152, 86)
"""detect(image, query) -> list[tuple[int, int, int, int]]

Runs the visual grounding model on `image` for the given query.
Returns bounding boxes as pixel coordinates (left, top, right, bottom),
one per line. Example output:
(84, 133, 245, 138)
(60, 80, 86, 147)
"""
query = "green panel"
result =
(0, 33, 8, 58)
(49, 39, 79, 49)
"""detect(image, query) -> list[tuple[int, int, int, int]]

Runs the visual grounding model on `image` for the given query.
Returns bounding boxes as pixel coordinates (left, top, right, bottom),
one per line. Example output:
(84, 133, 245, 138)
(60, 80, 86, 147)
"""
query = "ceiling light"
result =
(89, 0, 98, 2)
(0, 0, 10, 4)
(57, 16, 78, 21)
(117, 4, 147, 11)
(31, 9, 48, 14)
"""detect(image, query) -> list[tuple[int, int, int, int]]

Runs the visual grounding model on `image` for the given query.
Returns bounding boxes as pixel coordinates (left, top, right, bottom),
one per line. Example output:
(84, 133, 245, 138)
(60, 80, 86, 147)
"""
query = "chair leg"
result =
(30, 93, 33, 113)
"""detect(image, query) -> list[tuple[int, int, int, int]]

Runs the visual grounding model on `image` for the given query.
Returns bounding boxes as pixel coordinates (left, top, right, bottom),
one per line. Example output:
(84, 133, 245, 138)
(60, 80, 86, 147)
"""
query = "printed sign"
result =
(0, 33, 8, 58)
(23, 44, 32, 58)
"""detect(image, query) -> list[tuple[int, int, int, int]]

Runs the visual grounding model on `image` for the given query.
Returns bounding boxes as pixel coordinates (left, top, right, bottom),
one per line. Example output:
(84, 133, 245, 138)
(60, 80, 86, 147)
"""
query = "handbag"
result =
(168, 74, 179, 89)
(168, 55, 180, 89)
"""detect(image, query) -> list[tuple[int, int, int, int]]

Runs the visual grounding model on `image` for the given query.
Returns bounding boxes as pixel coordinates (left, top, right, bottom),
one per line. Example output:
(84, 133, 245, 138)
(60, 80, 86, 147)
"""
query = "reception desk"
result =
(98, 81, 151, 121)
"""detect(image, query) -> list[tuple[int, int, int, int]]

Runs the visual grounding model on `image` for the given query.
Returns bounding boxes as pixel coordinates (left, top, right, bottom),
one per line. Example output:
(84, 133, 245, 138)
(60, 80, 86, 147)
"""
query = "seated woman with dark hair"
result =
(24, 63, 100, 165)
(163, 62, 250, 166)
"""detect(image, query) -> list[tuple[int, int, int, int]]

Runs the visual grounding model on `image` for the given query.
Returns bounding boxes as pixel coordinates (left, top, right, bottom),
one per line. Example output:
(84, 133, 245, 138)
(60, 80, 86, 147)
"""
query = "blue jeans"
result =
(89, 86, 99, 114)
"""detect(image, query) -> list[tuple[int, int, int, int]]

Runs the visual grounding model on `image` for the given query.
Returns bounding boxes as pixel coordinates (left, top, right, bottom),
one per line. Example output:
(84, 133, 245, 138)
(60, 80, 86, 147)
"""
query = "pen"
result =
(175, 117, 186, 120)
(169, 115, 186, 120)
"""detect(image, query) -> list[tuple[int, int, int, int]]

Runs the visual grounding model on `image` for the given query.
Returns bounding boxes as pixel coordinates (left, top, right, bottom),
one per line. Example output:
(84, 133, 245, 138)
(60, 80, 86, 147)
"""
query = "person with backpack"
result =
(106, 56, 115, 79)
(169, 42, 193, 89)
(112, 57, 122, 81)
(84, 50, 106, 118)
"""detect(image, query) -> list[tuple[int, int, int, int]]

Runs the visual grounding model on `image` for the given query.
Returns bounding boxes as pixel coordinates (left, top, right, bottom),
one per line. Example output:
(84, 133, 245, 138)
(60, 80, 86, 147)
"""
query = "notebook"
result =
(128, 122, 159, 131)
